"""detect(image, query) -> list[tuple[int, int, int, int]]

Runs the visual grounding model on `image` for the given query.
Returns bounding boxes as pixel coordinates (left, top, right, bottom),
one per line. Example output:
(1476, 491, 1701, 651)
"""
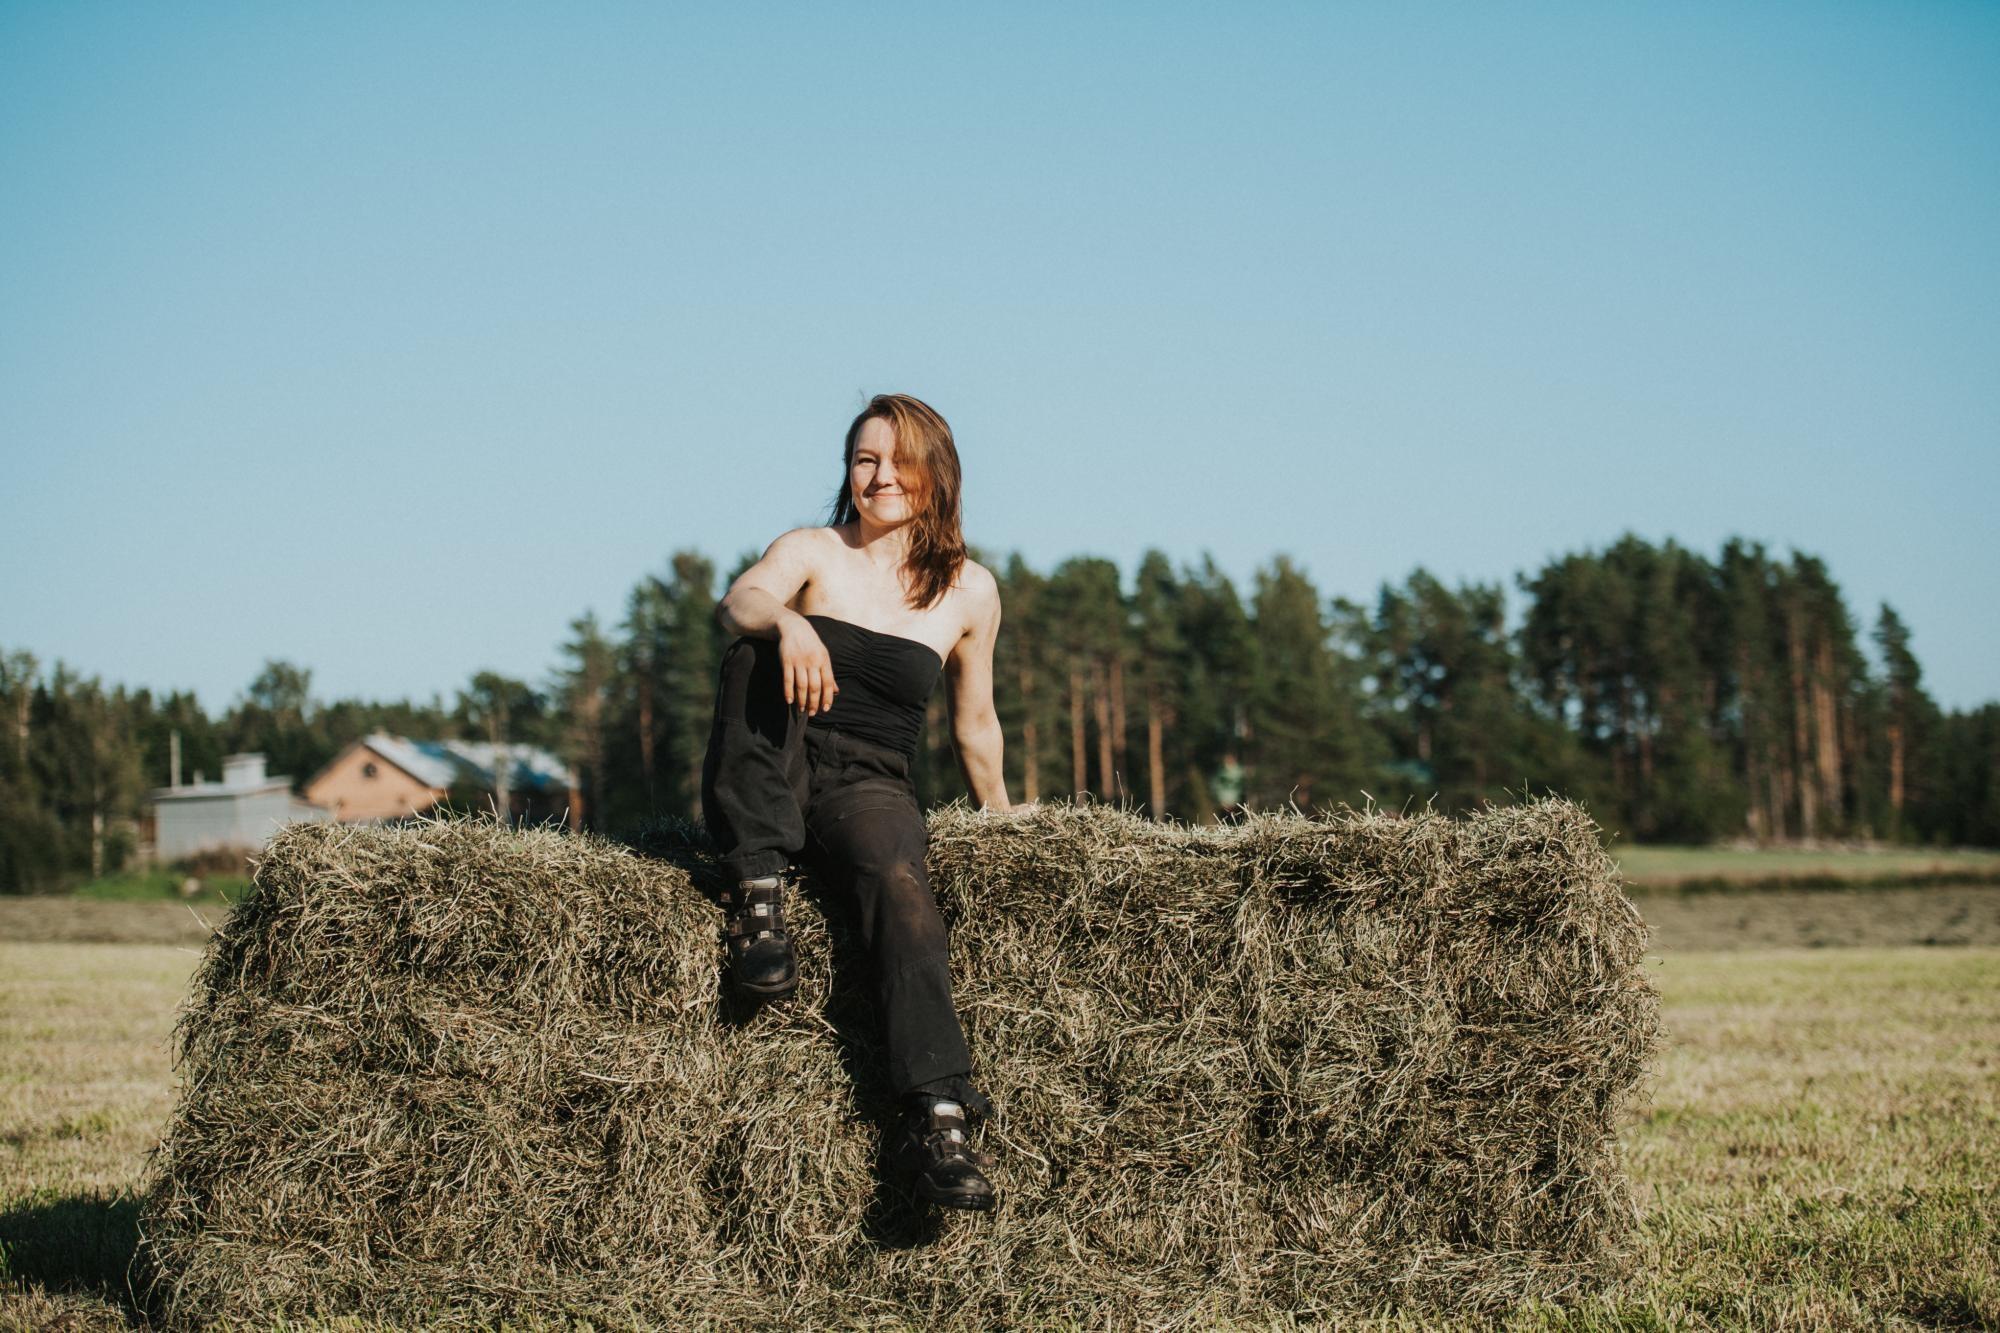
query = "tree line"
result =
(3, 532, 1994, 891)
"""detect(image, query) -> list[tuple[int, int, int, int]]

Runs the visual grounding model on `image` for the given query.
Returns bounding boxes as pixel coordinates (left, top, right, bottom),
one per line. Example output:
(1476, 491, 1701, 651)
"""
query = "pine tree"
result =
(1172, 555, 1256, 821)
(1132, 550, 1185, 819)
(618, 571, 673, 818)
(553, 612, 616, 830)
(1367, 570, 1524, 814)
(1871, 604, 1926, 841)
(1244, 556, 1379, 814)
(993, 554, 1055, 805)
(657, 550, 723, 821)
(1044, 558, 1126, 801)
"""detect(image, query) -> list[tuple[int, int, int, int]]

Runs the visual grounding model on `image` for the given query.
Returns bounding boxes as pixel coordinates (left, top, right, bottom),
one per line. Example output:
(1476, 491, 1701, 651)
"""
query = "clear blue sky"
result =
(3, 2, 1995, 713)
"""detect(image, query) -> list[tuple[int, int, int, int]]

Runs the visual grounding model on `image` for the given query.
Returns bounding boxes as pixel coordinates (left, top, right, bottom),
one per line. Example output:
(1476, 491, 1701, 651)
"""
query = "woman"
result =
(699, 392, 1017, 1213)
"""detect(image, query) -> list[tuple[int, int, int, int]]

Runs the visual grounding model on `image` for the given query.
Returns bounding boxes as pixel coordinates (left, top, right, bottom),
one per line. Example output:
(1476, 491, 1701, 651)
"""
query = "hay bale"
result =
(137, 798, 1658, 1329)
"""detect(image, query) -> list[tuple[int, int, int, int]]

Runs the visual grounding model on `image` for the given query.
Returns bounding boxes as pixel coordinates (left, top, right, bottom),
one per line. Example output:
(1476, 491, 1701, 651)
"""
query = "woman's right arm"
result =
(715, 528, 838, 716)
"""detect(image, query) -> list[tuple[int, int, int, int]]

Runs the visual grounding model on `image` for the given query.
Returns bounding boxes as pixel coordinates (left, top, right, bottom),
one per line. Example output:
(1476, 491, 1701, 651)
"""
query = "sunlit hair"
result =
(825, 393, 966, 612)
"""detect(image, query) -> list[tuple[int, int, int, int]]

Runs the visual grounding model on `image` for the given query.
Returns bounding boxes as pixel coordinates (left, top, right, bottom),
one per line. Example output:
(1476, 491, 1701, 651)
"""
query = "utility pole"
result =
(493, 747, 512, 827)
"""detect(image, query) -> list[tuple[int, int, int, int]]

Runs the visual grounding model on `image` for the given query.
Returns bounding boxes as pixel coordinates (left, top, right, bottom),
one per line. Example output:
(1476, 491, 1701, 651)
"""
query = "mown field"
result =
(1613, 843, 2000, 890)
(4, 885, 1997, 1331)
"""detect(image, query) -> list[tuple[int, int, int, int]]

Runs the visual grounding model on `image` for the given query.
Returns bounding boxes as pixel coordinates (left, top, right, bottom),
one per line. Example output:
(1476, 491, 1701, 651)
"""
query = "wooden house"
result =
(304, 733, 580, 827)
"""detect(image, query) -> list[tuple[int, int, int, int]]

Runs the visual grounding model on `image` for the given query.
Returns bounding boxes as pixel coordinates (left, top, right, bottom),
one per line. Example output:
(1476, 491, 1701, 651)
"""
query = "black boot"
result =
(891, 1094, 997, 1212)
(720, 873, 797, 999)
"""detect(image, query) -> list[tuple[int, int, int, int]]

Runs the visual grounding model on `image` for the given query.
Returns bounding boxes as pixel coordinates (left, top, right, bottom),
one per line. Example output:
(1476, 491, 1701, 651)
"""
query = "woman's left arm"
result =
(945, 569, 1012, 811)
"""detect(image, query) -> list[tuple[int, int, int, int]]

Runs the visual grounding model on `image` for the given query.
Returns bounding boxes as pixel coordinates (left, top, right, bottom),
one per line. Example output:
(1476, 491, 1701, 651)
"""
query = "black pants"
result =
(700, 633, 983, 1109)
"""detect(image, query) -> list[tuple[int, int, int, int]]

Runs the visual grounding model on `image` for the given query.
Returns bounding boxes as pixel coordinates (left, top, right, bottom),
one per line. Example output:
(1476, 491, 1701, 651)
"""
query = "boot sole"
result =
(919, 1181, 997, 1211)
(731, 968, 798, 999)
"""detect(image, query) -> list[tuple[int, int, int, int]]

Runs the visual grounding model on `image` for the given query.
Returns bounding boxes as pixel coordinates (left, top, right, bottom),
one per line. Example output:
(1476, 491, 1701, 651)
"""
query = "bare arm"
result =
(944, 567, 1013, 811)
(715, 528, 838, 716)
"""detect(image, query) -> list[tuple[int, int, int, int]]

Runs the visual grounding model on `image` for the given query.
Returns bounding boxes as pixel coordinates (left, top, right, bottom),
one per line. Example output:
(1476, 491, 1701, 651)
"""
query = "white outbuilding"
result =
(150, 753, 328, 862)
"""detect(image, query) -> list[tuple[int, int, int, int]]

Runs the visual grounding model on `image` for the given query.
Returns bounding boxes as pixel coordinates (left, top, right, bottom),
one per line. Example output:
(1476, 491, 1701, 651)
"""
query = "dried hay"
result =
(137, 797, 1659, 1329)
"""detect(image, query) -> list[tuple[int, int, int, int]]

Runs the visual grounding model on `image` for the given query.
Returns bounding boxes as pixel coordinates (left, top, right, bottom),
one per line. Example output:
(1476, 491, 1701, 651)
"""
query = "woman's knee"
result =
(870, 858, 949, 956)
(718, 636, 763, 695)
(714, 637, 799, 748)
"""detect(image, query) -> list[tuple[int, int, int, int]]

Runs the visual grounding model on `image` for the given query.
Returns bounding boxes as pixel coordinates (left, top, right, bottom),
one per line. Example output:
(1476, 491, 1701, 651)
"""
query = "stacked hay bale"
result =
(139, 799, 1658, 1329)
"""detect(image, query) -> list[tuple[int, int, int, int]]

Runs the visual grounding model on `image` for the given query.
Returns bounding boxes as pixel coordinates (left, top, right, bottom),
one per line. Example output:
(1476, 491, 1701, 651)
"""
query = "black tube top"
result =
(802, 614, 945, 760)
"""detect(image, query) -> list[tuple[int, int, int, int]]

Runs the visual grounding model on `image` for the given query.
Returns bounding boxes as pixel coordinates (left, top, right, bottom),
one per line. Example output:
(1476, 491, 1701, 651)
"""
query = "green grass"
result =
(3, 916, 1996, 1329)
(1613, 843, 2000, 891)
(68, 869, 250, 905)
(0, 941, 193, 1330)
(1542, 947, 2000, 1329)
(50, 846, 2000, 904)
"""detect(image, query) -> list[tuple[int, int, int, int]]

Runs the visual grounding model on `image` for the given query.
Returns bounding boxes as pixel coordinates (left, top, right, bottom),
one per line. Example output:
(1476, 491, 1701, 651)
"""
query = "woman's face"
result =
(850, 416, 919, 528)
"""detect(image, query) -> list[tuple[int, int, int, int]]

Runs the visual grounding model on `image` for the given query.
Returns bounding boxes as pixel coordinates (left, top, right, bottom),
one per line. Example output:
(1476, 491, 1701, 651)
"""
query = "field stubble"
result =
(2, 892, 1995, 1330)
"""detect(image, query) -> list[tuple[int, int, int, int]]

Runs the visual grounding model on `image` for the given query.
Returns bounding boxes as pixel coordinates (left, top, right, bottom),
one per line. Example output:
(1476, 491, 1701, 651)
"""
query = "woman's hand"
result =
(778, 618, 839, 716)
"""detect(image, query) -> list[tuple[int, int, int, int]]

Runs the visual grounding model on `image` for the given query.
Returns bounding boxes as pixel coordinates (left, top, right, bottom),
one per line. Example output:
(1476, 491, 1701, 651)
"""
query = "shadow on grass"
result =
(0, 1190, 144, 1317)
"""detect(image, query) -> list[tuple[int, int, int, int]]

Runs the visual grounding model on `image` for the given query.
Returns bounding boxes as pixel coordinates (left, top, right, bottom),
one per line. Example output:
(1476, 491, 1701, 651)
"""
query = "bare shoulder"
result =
(958, 557, 1001, 626)
(779, 524, 837, 555)
(948, 559, 1002, 656)
(731, 525, 828, 606)
(779, 525, 842, 569)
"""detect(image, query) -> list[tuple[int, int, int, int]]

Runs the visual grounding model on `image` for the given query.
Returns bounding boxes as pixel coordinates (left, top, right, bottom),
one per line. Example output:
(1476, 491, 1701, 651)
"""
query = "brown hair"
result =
(825, 393, 966, 612)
